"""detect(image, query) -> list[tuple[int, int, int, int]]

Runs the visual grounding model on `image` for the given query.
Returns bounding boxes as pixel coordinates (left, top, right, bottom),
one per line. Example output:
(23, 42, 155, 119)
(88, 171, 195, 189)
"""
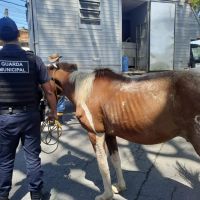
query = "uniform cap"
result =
(0, 17, 19, 41)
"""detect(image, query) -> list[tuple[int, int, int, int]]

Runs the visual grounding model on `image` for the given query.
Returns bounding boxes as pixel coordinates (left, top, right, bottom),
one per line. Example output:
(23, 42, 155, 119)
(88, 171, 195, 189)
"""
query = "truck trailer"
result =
(27, 0, 200, 72)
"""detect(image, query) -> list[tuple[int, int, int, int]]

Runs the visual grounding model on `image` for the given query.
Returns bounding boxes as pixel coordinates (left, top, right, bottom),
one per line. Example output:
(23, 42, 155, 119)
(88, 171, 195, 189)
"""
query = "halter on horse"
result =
(48, 65, 200, 200)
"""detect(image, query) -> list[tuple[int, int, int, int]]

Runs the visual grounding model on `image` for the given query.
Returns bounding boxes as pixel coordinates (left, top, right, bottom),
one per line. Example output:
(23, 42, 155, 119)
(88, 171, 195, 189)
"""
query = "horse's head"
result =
(48, 62, 78, 98)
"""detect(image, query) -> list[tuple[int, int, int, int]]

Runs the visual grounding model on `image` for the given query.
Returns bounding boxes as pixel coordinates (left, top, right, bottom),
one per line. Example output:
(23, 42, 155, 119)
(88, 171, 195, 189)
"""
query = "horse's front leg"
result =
(88, 132, 113, 200)
(105, 135, 126, 194)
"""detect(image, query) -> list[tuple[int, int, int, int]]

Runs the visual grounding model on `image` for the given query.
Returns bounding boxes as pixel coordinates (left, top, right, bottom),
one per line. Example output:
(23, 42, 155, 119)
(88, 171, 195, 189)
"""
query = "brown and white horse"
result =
(49, 63, 200, 200)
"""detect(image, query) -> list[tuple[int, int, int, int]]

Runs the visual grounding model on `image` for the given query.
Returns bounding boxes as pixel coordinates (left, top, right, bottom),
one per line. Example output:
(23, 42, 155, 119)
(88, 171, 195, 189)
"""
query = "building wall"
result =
(18, 28, 29, 47)
(0, 28, 29, 47)
(28, 0, 121, 71)
(174, 3, 200, 69)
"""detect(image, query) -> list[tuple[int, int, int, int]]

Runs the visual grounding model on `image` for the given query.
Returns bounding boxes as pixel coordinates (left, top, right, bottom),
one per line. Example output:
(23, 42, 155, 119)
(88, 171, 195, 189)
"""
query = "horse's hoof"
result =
(112, 183, 126, 194)
(95, 192, 113, 200)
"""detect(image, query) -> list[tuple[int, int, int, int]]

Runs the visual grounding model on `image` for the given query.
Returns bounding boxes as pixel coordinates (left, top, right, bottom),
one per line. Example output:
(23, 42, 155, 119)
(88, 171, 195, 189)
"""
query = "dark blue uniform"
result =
(0, 44, 49, 199)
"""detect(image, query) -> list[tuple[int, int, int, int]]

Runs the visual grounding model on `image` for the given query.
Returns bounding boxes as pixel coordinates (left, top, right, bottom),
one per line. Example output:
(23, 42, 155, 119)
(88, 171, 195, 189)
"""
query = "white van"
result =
(190, 39, 200, 68)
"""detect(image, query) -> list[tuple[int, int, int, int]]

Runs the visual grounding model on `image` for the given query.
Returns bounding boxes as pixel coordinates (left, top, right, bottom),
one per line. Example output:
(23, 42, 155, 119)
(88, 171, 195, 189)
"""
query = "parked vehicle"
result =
(190, 39, 200, 68)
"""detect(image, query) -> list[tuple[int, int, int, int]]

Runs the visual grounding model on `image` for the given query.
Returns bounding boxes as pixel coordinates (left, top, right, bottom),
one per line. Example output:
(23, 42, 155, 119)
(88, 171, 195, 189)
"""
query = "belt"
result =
(0, 106, 36, 115)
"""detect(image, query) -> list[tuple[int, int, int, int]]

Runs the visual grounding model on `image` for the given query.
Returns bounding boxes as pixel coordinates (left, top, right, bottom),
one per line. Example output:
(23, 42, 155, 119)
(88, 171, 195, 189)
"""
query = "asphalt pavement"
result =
(10, 101, 200, 200)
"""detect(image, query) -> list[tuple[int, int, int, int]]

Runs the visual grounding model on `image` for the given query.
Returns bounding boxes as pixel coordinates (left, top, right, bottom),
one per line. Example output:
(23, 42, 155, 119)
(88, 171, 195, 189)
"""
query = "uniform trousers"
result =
(0, 111, 43, 198)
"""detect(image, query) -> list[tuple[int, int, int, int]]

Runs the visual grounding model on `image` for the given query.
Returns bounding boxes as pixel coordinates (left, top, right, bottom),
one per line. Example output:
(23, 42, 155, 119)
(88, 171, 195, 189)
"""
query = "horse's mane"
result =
(94, 68, 130, 82)
(69, 71, 96, 105)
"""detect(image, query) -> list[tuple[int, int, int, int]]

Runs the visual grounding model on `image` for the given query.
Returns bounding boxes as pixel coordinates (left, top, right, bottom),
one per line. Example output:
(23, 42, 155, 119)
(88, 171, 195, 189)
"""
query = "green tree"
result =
(191, 0, 200, 10)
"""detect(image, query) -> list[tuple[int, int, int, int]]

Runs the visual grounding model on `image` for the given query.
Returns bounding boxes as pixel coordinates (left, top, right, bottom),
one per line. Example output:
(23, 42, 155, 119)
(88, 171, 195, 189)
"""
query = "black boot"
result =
(30, 191, 42, 200)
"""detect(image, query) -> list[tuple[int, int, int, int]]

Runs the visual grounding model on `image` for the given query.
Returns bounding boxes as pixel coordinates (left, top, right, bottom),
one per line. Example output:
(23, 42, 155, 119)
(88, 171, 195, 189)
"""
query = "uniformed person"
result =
(0, 16, 57, 200)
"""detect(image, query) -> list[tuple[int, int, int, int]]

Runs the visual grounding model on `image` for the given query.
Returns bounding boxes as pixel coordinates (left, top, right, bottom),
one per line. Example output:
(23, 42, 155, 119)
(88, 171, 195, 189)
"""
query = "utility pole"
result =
(4, 8, 8, 17)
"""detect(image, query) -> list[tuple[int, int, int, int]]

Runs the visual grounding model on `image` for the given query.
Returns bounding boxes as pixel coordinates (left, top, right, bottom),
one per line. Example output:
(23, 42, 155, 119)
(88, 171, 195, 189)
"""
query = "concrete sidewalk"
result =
(10, 103, 200, 200)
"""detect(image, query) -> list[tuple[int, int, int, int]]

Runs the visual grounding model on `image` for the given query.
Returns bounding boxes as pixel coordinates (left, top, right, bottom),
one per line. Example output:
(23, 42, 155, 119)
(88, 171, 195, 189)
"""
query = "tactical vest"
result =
(0, 46, 39, 107)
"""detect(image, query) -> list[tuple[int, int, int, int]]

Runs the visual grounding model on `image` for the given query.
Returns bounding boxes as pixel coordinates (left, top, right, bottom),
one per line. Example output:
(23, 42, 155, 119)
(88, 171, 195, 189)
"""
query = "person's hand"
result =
(47, 111, 58, 123)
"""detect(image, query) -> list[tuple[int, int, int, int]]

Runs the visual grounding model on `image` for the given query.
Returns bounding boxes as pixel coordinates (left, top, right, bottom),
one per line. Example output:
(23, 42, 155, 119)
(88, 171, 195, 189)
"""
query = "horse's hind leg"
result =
(105, 135, 126, 194)
(88, 132, 113, 200)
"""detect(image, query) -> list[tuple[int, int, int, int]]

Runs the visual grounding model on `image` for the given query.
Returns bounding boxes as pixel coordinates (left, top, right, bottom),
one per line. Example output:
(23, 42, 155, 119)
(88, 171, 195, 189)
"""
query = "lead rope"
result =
(40, 68, 63, 154)
(41, 119, 62, 154)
